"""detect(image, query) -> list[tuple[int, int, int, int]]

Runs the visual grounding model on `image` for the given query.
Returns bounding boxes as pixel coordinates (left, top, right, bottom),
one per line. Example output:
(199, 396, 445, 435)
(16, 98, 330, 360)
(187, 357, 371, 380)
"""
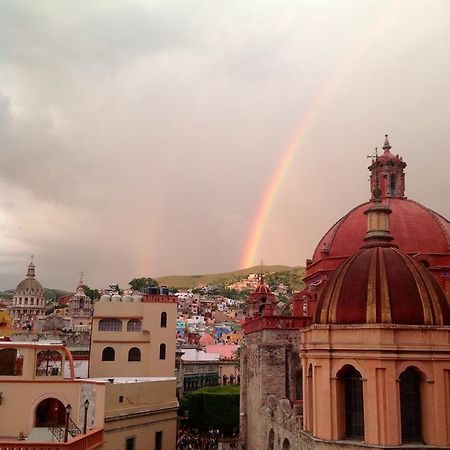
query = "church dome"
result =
(309, 136, 449, 271)
(314, 246, 450, 326)
(312, 198, 450, 263)
(14, 261, 44, 296)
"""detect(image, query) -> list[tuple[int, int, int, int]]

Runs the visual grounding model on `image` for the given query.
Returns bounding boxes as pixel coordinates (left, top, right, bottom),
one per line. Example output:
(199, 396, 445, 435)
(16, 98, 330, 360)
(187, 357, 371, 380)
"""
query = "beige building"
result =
(0, 291, 179, 450)
(89, 293, 177, 378)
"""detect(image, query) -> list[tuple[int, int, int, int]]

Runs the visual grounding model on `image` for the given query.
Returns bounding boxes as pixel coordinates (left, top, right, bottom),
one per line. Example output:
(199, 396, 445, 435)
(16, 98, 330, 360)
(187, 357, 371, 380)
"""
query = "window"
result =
(339, 365, 364, 440)
(160, 312, 167, 328)
(125, 437, 135, 450)
(268, 429, 275, 450)
(102, 347, 115, 361)
(390, 174, 397, 196)
(128, 347, 141, 362)
(127, 319, 142, 332)
(159, 343, 166, 360)
(400, 367, 422, 443)
(0, 348, 24, 376)
(99, 319, 122, 331)
(155, 431, 163, 450)
(35, 350, 63, 376)
(295, 369, 303, 400)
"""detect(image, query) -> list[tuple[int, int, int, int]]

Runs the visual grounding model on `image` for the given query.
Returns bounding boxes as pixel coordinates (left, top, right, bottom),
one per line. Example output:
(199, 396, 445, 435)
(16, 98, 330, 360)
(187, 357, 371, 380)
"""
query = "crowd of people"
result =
(176, 429, 220, 450)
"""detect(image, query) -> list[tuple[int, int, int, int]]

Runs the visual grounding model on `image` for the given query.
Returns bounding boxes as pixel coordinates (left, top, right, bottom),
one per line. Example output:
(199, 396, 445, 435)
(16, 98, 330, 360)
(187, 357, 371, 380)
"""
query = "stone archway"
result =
(35, 398, 66, 427)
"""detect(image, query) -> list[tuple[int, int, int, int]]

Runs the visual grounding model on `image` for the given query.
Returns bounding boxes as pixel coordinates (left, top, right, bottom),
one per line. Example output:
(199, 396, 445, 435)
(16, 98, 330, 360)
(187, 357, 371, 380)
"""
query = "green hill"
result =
(156, 265, 305, 290)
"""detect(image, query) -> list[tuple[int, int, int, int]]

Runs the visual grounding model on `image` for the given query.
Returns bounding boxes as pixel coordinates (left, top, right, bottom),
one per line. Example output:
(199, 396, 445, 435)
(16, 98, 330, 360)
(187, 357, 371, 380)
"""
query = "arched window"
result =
(128, 347, 141, 362)
(282, 438, 290, 450)
(99, 319, 122, 331)
(306, 364, 313, 432)
(400, 367, 422, 443)
(159, 343, 166, 360)
(390, 174, 397, 196)
(102, 347, 115, 361)
(127, 319, 142, 331)
(160, 312, 167, 328)
(338, 365, 364, 440)
(268, 429, 275, 450)
(0, 348, 24, 376)
(35, 350, 63, 376)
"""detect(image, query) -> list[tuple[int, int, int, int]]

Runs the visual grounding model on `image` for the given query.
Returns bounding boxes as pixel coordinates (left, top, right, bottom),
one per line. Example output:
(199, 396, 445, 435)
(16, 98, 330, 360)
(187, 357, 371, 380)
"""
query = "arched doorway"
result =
(35, 398, 66, 427)
(338, 365, 364, 440)
(268, 429, 275, 450)
(282, 438, 290, 450)
(400, 367, 422, 443)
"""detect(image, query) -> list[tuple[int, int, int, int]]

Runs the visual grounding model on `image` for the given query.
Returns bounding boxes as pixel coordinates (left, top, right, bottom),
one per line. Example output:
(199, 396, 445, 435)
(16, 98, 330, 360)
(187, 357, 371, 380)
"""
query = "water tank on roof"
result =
(122, 295, 132, 302)
(100, 295, 111, 302)
(132, 295, 143, 302)
(111, 294, 122, 302)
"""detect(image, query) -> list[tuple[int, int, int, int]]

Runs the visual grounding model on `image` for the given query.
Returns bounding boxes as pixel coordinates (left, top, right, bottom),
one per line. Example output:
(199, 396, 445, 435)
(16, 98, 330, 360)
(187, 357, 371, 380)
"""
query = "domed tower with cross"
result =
(9, 256, 46, 329)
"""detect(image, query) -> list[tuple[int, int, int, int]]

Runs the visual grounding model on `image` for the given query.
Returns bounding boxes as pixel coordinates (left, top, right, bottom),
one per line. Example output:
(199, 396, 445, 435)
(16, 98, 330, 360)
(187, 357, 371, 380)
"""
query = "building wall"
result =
(102, 379, 178, 450)
(90, 300, 176, 378)
(301, 325, 450, 447)
(240, 327, 300, 450)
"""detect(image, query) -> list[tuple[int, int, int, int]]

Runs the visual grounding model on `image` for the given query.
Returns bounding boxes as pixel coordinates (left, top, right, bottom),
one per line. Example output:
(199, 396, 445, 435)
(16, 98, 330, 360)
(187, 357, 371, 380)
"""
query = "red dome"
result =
(314, 246, 450, 326)
(312, 198, 450, 262)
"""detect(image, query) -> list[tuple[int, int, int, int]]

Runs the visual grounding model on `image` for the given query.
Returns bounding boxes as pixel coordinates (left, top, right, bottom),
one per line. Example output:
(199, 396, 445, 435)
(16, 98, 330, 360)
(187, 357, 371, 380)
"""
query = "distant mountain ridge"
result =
(156, 265, 305, 290)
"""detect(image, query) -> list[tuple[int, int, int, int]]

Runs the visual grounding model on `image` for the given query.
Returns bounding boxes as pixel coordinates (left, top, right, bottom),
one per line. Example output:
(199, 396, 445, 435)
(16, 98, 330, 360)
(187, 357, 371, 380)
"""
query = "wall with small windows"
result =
(89, 296, 176, 378)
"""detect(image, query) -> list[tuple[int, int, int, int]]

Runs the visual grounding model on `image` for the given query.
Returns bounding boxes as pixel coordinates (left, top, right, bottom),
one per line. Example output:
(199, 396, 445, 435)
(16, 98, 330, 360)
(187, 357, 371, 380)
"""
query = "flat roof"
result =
(89, 377, 176, 384)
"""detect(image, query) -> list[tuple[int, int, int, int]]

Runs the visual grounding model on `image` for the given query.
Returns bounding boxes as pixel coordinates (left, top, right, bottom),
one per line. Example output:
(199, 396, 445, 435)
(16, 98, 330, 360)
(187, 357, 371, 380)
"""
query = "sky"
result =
(0, 0, 449, 291)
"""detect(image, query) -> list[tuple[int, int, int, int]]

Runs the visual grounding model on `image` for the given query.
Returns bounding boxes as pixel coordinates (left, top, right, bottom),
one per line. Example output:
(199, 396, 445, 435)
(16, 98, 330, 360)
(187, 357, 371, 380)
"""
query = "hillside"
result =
(156, 265, 305, 290)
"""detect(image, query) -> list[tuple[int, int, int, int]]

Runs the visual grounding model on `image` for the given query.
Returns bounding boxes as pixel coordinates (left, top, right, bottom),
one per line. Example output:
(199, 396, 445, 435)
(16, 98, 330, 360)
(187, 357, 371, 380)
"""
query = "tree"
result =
(83, 285, 100, 300)
(128, 277, 159, 292)
(109, 284, 122, 294)
(179, 385, 240, 436)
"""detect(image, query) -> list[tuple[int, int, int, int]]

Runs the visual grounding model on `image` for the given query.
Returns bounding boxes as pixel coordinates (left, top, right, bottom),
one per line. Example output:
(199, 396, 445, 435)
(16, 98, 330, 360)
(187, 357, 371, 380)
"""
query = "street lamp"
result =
(64, 404, 72, 442)
(83, 399, 89, 434)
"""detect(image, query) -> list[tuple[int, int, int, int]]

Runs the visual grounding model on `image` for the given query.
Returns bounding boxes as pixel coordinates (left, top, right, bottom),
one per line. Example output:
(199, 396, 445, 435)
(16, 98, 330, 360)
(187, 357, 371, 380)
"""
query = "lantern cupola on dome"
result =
(368, 134, 407, 200)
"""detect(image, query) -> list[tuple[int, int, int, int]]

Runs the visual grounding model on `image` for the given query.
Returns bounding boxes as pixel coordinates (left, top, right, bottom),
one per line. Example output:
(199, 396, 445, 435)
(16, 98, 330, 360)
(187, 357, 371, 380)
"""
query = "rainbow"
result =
(240, 4, 393, 269)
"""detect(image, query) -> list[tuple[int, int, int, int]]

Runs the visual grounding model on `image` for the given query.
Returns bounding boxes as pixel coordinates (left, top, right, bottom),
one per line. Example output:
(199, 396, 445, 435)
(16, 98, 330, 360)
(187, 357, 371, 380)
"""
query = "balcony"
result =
(0, 428, 104, 450)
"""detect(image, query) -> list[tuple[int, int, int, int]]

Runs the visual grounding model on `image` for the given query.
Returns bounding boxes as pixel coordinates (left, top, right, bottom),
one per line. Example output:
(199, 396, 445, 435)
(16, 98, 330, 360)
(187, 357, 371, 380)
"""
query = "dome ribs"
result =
(378, 248, 392, 323)
(366, 248, 378, 323)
